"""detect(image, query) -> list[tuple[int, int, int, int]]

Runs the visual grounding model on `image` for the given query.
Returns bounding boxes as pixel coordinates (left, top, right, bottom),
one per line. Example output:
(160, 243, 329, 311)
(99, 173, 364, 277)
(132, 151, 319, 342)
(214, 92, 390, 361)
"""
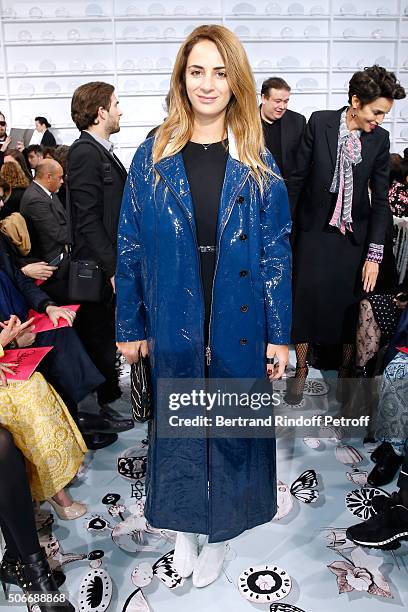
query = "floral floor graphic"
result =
(2, 364, 407, 611)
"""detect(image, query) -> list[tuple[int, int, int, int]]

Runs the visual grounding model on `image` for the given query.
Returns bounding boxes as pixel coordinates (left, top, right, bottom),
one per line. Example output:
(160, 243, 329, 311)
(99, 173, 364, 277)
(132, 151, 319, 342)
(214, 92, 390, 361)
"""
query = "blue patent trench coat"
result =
(116, 133, 292, 542)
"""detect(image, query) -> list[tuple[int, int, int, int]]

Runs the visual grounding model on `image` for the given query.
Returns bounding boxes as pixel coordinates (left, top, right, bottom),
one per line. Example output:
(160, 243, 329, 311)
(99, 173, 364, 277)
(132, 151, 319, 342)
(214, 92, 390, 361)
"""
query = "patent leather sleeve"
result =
(260, 159, 292, 344)
(115, 144, 147, 342)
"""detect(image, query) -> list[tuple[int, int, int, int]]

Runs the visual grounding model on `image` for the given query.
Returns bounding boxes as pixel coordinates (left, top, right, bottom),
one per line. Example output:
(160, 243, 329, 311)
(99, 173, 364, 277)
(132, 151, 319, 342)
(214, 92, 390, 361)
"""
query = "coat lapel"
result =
(280, 112, 288, 171)
(325, 109, 344, 170)
(154, 153, 196, 229)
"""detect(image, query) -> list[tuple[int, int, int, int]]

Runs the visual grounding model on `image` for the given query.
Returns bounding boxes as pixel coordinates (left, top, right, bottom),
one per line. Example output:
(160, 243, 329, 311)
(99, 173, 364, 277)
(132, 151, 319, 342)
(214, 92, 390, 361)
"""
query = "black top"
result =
(182, 139, 228, 335)
(262, 118, 283, 176)
(0, 187, 26, 220)
(41, 129, 57, 147)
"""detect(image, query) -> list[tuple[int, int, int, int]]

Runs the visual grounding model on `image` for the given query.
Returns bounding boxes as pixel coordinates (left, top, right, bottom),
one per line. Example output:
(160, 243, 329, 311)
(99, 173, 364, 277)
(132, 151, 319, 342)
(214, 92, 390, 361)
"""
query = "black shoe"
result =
(371, 491, 402, 516)
(346, 503, 408, 550)
(83, 432, 118, 450)
(99, 404, 134, 429)
(0, 551, 65, 589)
(78, 412, 132, 434)
(367, 445, 404, 487)
(15, 549, 74, 611)
(371, 441, 393, 463)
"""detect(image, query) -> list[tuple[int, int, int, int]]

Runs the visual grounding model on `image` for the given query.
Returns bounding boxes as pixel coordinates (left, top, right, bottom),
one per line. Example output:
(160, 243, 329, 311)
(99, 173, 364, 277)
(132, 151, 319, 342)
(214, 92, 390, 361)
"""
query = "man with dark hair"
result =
(26, 144, 44, 172)
(68, 82, 128, 423)
(260, 77, 306, 182)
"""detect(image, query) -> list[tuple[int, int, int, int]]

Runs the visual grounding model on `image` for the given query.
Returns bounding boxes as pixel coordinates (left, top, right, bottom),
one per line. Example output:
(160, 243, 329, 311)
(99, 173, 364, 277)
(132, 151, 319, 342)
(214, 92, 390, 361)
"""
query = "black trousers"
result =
(34, 326, 105, 419)
(0, 428, 41, 560)
(74, 290, 121, 405)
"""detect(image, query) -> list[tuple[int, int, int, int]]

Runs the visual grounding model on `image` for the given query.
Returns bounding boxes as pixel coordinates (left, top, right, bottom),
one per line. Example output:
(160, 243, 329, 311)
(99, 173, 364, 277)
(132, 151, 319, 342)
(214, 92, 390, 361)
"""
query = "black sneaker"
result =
(367, 444, 404, 486)
(371, 491, 402, 515)
(371, 441, 393, 463)
(346, 503, 408, 550)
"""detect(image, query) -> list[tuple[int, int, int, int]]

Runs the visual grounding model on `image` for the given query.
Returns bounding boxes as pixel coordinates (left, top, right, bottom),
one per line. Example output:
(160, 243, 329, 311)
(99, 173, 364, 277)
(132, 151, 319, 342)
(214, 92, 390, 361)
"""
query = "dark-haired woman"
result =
(3, 149, 32, 183)
(287, 65, 406, 402)
(34, 116, 57, 147)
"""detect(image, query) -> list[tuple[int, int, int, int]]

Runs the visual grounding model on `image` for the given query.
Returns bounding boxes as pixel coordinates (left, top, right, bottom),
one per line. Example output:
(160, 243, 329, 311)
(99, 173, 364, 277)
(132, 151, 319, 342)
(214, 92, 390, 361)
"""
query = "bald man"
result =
(20, 159, 67, 262)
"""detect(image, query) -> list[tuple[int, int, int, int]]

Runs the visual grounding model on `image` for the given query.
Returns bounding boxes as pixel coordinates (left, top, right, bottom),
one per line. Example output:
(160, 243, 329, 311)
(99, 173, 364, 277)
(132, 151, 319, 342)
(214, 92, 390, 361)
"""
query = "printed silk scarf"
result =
(329, 108, 362, 235)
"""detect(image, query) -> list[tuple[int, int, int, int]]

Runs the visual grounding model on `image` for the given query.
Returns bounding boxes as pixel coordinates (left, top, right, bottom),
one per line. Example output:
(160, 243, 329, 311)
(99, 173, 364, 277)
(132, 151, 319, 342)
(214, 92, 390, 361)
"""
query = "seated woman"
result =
(2, 149, 32, 184)
(0, 427, 75, 611)
(0, 162, 30, 220)
(0, 315, 87, 520)
(0, 219, 129, 447)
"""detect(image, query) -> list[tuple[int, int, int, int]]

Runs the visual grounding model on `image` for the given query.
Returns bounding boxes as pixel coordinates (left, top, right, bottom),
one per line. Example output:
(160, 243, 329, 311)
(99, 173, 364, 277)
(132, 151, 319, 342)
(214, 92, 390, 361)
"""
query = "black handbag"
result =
(130, 356, 153, 422)
(68, 259, 104, 303)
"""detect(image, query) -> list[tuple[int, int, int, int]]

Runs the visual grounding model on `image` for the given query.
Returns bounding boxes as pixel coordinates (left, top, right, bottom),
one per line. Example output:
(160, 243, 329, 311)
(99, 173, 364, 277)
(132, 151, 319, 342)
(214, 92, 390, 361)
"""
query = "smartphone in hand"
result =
(48, 253, 64, 267)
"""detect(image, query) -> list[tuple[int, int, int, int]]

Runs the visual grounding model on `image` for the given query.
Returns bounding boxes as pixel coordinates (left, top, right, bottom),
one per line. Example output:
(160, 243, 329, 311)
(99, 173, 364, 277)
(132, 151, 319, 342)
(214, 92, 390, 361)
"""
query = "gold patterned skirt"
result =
(0, 372, 88, 500)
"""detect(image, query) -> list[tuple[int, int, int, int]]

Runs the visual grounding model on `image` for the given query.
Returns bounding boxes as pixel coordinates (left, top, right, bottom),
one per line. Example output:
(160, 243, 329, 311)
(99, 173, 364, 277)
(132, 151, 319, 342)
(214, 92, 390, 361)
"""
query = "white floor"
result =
(2, 363, 408, 612)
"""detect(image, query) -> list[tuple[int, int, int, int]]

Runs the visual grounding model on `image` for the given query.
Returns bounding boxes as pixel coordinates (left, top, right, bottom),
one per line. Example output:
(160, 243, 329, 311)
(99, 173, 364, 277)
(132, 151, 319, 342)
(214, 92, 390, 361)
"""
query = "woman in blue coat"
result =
(116, 25, 292, 588)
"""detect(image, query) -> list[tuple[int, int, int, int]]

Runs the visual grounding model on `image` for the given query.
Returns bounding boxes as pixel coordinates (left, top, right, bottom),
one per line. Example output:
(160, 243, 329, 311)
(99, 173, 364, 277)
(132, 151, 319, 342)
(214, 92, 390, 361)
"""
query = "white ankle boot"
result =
(192, 538, 228, 588)
(173, 532, 199, 578)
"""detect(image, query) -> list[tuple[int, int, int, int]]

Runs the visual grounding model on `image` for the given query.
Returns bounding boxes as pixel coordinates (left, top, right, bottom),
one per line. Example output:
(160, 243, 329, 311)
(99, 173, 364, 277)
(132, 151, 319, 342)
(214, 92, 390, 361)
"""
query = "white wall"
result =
(1, 0, 408, 166)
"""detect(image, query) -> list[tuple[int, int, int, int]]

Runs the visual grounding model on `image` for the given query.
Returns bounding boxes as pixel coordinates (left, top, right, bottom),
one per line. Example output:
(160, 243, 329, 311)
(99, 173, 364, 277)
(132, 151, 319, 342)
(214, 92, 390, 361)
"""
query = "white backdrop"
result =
(1, 0, 408, 166)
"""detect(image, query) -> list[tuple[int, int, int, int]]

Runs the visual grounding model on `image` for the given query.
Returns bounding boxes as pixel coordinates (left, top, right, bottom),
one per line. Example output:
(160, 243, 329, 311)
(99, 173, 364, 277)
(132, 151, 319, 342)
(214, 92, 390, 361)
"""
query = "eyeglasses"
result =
(0, 121, 6, 127)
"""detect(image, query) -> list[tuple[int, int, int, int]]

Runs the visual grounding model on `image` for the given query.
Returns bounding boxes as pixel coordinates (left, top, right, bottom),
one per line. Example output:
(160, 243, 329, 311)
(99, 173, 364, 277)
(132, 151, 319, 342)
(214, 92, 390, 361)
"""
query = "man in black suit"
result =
(260, 77, 306, 182)
(68, 81, 128, 419)
(20, 159, 67, 262)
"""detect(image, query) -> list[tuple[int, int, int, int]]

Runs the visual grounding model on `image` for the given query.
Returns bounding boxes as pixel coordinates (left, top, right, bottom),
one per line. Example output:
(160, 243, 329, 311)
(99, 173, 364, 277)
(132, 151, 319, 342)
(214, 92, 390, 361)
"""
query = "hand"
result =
(0, 136, 11, 153)
(362, 261, 379, 293)
(0, 362, 17, 387)
(110, 276, 116, 293)
(46, 305, 77, 328)
(0, 315, 35, 347)
(15, 326, 36, 348)
(266, 343, 289, 380)
(21, 262, 57, 280)
(16, 141, 25, 152)
(116, 340, 148, 365)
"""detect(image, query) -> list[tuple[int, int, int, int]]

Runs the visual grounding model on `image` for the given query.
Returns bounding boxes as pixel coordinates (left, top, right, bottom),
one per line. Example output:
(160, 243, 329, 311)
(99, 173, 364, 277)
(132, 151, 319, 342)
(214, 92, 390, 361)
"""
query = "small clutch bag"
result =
(130, 356, 152, 422)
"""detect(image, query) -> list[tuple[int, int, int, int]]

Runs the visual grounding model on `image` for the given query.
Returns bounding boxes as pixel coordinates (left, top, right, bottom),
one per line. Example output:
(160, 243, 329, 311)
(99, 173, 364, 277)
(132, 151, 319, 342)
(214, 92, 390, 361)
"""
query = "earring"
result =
(351, 110, 357, 118)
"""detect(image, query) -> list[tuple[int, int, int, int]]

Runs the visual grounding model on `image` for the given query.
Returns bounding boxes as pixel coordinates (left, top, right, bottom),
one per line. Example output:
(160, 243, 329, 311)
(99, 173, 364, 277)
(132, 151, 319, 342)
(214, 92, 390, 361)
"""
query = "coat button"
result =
(240, 305, 248, 312)
(240, 233, 247, 241)
(237, 196, 245, 203)
(240, 270, 248, 277)
(240, 338, 247, 345)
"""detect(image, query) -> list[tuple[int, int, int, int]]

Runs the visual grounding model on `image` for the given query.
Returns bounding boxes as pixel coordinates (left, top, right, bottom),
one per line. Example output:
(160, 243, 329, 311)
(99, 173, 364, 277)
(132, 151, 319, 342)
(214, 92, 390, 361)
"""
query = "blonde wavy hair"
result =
(153, 24, 275, 188)
(0, 161, 30, 190)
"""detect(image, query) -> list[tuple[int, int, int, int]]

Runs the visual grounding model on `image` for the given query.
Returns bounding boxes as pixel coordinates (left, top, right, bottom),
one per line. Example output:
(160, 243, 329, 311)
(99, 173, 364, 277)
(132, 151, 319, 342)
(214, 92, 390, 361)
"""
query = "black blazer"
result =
(67, 131, 127, 279)
(20, 182, 67, 262)
(262, 108, 306, 181)
(287, 107, 390, 246)
(41, 129, 57, 147)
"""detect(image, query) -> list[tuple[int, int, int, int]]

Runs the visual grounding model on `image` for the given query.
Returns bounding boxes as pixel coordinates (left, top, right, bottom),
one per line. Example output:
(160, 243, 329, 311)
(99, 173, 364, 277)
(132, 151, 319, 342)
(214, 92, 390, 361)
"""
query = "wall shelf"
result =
(0, 0, 406, 162)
